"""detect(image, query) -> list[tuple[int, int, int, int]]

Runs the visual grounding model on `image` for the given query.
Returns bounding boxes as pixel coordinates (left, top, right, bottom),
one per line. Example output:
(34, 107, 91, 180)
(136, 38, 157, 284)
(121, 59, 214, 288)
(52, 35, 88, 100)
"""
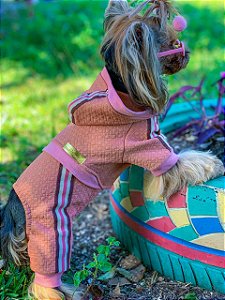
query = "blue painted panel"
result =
(191, 217, 224, 235)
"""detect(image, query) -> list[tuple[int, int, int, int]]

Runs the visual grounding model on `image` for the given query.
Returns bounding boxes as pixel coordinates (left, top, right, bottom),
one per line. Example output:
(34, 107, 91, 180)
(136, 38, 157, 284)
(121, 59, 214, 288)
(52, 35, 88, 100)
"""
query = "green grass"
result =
(0, 1, 224, 298)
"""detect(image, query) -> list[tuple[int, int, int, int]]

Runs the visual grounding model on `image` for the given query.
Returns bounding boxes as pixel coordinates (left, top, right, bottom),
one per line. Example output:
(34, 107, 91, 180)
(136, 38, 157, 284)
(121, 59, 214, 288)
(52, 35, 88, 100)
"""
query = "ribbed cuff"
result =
(152, 152, 179, 176)
(34, 272, 63, 288)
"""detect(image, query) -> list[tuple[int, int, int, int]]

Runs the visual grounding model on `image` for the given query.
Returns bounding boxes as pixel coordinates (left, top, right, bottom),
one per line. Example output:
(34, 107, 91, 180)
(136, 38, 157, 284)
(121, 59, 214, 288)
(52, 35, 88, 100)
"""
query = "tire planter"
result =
(110, 99, 225, 294)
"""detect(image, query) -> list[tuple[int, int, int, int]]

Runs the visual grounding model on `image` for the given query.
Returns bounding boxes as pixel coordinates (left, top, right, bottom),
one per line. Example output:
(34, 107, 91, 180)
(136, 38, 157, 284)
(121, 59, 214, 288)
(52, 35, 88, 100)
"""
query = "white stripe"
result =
(68, 91, 108, 121)
(55, 167, 66, 272)
(63, 171, 72, 269)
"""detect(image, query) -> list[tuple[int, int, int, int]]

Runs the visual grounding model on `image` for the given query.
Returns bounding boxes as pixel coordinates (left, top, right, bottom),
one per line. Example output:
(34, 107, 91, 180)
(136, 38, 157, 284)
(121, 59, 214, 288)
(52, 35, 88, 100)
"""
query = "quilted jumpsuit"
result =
(13, 67, 178, 287)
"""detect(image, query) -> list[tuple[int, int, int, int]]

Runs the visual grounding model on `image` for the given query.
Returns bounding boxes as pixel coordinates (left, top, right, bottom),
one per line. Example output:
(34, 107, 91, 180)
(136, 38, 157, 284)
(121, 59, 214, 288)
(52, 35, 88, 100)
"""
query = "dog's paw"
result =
(205, 156, 224, 179)
(179, 150, 224, 185)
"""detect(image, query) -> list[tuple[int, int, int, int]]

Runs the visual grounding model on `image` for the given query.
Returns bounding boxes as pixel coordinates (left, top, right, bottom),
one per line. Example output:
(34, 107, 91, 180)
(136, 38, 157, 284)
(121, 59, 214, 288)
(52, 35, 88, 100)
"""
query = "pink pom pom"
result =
(172, 16, 187, 32)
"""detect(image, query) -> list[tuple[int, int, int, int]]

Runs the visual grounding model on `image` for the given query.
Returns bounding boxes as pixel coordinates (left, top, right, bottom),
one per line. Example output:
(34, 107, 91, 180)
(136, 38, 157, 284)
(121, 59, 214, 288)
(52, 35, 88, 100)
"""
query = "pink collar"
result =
(158, 41, 185, 58)
(100, 67, 152, 119)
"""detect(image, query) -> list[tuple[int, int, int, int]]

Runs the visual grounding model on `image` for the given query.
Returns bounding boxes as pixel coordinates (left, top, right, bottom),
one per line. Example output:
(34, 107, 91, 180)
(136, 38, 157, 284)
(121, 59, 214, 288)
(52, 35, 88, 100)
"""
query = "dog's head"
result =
(100, 0, 190, 113)
(0, 190, 29, 267)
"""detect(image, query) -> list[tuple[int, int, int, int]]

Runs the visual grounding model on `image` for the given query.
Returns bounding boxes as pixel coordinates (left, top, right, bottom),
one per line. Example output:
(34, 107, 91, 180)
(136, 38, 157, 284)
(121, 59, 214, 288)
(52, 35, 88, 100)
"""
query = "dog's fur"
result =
(0, 1, 224, 299)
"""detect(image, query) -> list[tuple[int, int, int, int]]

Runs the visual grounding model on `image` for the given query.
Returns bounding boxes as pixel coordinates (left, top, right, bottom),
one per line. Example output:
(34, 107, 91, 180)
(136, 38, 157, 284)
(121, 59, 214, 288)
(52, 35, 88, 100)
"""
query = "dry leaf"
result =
(112, 283, 121, 296)
(117, 264, 146, 283)
(120, 254, 141, 270)
(89, 284, 104, 300)
(108, 276, 132, 286)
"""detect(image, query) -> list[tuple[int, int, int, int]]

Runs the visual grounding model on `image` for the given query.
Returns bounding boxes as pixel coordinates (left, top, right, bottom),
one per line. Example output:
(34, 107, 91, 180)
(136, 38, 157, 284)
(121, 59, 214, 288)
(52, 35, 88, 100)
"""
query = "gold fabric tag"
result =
(63, 143, 86, 164)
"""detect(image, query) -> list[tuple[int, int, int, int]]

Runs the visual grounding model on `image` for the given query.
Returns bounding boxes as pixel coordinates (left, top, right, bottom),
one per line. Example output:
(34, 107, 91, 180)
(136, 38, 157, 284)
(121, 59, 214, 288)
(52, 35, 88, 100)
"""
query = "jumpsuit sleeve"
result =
(123, 117, 179, 176)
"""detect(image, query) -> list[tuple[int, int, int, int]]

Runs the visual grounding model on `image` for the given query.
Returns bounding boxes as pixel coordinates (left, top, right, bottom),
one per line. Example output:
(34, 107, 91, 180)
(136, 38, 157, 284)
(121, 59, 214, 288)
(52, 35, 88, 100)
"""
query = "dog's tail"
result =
(0, 189, 29, 267)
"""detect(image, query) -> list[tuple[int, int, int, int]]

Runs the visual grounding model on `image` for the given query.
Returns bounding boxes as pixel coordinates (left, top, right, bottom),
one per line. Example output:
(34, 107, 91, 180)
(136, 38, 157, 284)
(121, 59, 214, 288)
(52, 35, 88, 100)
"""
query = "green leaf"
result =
(106, 236, 116, 245)
(86, 262, 96, 269)
(98, 262, 112, 273)
(97, 245, 106, 254)
(184, 292, 197, 300)
(80, 270, 89, 281)
(73, 272, 82, 287)
(97, 254, 107, 263)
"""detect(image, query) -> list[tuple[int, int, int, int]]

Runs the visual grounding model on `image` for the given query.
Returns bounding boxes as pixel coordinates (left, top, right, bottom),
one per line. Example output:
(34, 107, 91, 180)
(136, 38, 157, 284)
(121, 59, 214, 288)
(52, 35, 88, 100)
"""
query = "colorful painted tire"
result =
(110, 100, 225, 294)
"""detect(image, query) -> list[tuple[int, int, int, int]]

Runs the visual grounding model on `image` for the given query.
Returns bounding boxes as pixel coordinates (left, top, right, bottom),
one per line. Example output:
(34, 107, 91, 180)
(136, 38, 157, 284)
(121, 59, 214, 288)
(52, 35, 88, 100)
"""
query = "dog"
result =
(1, 1, 224, 299)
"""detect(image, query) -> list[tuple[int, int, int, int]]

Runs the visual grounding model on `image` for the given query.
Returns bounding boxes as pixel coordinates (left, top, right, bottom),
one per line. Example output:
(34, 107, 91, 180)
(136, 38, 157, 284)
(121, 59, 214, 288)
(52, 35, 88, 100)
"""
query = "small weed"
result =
(73, 236, 120, 296)
(184, 291, 197, 300)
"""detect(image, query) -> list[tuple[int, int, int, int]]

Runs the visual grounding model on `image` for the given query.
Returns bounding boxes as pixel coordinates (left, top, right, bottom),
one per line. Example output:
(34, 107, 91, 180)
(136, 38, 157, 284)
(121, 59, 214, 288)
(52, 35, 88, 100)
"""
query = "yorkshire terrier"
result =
(1, 1, 224, 299)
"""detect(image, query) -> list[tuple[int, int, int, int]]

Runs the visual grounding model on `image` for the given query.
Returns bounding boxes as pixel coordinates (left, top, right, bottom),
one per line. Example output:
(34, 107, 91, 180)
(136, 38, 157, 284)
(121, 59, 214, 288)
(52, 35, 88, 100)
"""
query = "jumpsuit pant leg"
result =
(27, 164, 76, 276)
(14, 151, 100, 287)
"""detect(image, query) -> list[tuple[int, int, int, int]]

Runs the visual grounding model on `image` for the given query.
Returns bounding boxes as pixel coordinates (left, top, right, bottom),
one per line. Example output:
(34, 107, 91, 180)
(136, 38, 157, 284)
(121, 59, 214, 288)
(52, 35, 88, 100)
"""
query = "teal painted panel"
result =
(169, 255, 185, 282)
(132, 234, 143, 262)
(169, 225, 199, 241)
(145, 201, 169, 218)
(180, 260, 197, 286)
(191, 263, 213, 291)
(188, 185, 217, 216)
(206, 267, 225, 294)
(149, 246, 163, 274)
(131, 206, 150, 221)
(112, 189, 122, 203)
(122, 225, 133, 252)
(157, 248, 174, 279)
(204, 176, 225, 190)
(137, 236, 152, 269)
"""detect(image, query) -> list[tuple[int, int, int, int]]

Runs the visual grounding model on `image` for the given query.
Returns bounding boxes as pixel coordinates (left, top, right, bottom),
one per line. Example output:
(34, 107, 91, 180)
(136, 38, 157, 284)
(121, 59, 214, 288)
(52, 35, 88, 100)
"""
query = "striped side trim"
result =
(68, 90, 108, 123)
(54, 165, 74, 273)
(149, 116, 172, 151)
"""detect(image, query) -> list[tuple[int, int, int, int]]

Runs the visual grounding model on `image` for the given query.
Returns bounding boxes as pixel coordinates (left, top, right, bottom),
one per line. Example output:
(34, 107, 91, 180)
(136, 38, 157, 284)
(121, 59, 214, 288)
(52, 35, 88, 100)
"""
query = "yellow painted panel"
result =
(217, 191, 225, 228)
(113, 178, 120, 190)
(121, 197, 134, 213)
(169, 209, 190, 227)
(192, 233, 225, 251)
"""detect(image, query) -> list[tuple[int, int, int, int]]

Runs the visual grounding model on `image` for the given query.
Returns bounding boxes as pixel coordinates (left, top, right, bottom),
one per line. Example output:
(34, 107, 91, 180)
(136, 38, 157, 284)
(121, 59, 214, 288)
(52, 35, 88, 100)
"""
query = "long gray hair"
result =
(100, 0, 181, 113)
(0, 189, 29, 267)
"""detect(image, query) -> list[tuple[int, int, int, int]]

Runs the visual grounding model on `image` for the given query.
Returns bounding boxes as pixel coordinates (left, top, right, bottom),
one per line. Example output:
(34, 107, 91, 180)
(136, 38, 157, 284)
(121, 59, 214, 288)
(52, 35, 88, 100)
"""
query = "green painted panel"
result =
(169, 225, 199, 241)
(120, 182, 129, 198)
(129, 165, 144, 191)
(131, 206, 150, 221)
(188, 186, 217, 216)
(145, 201, 169, 218)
